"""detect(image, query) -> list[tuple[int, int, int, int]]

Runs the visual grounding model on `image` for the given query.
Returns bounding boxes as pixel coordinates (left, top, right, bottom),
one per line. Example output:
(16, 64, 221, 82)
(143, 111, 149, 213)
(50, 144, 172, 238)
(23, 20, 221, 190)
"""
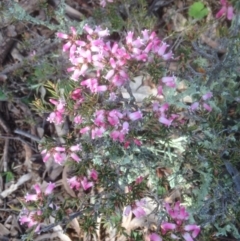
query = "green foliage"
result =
(188, 2, 208, 20)
(1, 171, 14, 183)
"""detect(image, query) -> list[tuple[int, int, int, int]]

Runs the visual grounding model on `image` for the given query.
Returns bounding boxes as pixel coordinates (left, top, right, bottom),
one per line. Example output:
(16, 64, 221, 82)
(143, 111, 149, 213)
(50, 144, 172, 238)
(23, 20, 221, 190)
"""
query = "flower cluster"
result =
(20, 23, 207, 237)
(124, 198, 147, 218)
(190, 92, 213, 112)
(149, 202, 200, 241)
(19, 182, 56, 232)
(41, 144, 81, 165)
(51, 25, 182, 148)
(67, 169, 98, 191)
(19, 209, 43, 233)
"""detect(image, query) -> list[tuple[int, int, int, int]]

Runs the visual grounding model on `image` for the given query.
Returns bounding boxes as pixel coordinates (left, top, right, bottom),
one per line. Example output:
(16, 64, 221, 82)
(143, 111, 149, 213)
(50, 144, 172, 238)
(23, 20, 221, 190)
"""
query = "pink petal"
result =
(124, 205, 132, 216)
(56, 32, 69, 39)
(89, 169, 98, 181)
(70, 153, 81, 163)
(220, 0, 227, 5)
(128, 111, 143, 121)
(33, 184, 41, 195)
(45, 182, 55, 195)
(25, 194, 38, 202)
(158, 116, 172, 127)
(216, 6, 227, 18)
(184, 225, 201, 238)
(202, 92, 213, 100)
(190, 102, 199, 111)
(182, 232, 194, 241)
(149, 233, 162, 241)
(132, 206, 146, 218)
(227, 6, 234, 20)
(202, 103, 212, 112)
(161, 222, 177, 234)
(81, 177, 93, 191)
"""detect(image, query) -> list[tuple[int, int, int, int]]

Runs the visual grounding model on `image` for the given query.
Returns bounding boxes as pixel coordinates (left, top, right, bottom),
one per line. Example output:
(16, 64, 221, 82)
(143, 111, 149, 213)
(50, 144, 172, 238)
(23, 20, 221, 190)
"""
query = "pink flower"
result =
(128, 111, 143, 121)
(80, 126, 91, 134)
(53, 152, 66, 165)
(164, 202, 189, 223)
(157, 42, 169, 56)
(190, 102, 199, 111)
(202, 92, 213, 101)
(55, 147, 65, 152)
(89, 169, 98, 181)
(91, 127, 105, 139)
(99, 0, 113, 7)
(70, 153, 81, 163)
(19, 210, 42, 232)
(108, 110, 123, 126)
(81, 177, 93, 190)
(159, 103, 169, 113)
(25, 193, 38, 202)
(202, 103, 212, 112)
(132, 206, 146, 218)
(121, 121, 129, 134)
(216, 0, 234, 20)
(157, 85, 163, 95)
(109, 92, 117, 101)
(83, 24, 94, 35)
(42, 151, 51, 163)
(67, 176, 81, 190)
(105, 69, 115, 80)
(162, 51, 173, 60)
(126, 31, 134, 45)
(70, 144, 81, 152)
(182, 232, 194, 241)
(133, 138, 142, 146)
(159, 116, 173, 127)
(124, 205, 132, 216)
(161, 76, 176, 88)
(161, 222, 177, 234)
(33, 184, 41, 195)
(71, 89, 82, 100)
(45, 182, 56, 195)
(184, 224, 201, 238)
(149, 233, 162, 241)
(110, 130, 120, 141)
(135, 176, 143, 184)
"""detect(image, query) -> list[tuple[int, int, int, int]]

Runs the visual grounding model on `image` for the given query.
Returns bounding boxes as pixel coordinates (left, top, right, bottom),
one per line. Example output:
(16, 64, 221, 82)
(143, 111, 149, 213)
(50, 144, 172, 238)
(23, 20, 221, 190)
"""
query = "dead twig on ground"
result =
(14, 129, 41, 143)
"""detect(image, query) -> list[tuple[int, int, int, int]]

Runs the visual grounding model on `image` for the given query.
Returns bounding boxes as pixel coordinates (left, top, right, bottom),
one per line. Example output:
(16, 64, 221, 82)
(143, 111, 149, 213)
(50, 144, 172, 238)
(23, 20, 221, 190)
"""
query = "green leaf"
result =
(1, 171, 15, 183)
(0, 90, 7, 101)
(188, 2, 208, 19)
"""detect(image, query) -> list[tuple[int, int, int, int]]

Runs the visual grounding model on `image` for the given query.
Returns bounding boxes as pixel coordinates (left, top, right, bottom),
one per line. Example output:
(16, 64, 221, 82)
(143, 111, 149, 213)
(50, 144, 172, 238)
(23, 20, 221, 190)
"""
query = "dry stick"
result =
(14, 129, 41, 143)
(0, 116, 11, 172)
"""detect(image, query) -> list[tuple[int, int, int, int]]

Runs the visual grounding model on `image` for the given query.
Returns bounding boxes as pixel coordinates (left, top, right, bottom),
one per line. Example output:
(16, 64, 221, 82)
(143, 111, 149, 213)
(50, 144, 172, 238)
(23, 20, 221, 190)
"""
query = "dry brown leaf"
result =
(50, 216, 72, 241)
(44, 157, 63, 181)
(156, 167, 172, 179)
(0, 173, 32, 198)
(164, 188, 182, 204)
(121, 76, 157, 103)
(23, 143, 32, 172)
(70, 218, 81, 236)
(0, 223, 10, 235)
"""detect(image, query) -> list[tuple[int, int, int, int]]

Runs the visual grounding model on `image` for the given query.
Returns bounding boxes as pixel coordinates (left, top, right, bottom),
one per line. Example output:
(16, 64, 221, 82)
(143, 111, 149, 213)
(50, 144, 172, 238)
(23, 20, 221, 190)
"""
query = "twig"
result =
(14, 129, 41, 142)
(2, 140, 8, 172)
(0, 116, 10, 172)
(0, 116, 11, 134)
